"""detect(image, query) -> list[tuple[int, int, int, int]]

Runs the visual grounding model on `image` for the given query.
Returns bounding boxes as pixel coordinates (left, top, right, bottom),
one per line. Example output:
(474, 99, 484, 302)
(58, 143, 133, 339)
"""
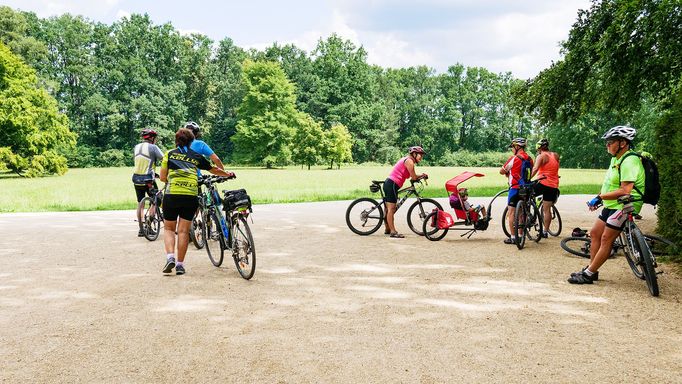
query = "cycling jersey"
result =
(161, 147, 212, 196)
(190, 139, 215, 176)
(502, 150, 533, 189)
(132, 142, 164, 185)
(388, 156, 410, 188)
(537, 152, 560, 188)
(601, 149, 645, 213)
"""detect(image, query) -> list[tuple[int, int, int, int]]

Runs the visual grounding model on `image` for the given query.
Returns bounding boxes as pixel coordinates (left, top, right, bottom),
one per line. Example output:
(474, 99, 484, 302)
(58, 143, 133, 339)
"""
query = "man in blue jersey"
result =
(184, 121, 225, 171)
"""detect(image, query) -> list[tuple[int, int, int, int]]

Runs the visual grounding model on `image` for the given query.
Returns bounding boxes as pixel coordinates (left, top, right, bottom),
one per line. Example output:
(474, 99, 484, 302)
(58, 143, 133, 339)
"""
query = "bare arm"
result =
(159, 166, 168, 182)
(599, 181, 634, 201)
(209, 167, 233, 178)
(531, 153, 548, 178)
(210, 154, 225, 170)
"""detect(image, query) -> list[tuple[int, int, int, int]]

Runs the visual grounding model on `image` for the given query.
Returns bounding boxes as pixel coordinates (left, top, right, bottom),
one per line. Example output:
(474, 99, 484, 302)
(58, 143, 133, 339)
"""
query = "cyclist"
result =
(500, 138, 533, 244)
(568, 125, 644, 284)
(383, 146, 428, 238)
(132, 128, 164, 237)
(531, 138, 560, 238)
(185, 121, 225, 171)
(160, 128, 234, 275)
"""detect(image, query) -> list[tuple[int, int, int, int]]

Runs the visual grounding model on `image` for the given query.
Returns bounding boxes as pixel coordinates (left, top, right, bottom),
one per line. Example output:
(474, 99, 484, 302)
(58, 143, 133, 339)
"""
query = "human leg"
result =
(385, 202, 398, 234)
(542, 200, 553, 235)
(176, 218, 192, 263)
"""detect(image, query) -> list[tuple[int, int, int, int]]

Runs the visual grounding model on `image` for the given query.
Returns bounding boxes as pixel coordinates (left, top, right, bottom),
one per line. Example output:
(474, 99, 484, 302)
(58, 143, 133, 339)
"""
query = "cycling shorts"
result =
(162, 195, 198, 221)
(383, 178, 399, 204)
(134, 181, 158, 203)
(507, 188, 520, 207)
(598, 208, 627, 231)
(534, 183, 559, 203)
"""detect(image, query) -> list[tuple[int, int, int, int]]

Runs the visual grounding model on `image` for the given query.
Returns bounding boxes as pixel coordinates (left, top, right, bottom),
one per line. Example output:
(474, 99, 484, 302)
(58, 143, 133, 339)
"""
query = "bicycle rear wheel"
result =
(345, 198, 384, 235)
(190, 210, 205, 249)
(501, 206, 511, 238)
(202, 211, 224, 267)
(547, 205, 562, 236)
(514, 201, 527, 250)
(406, 198, 443, 236)
(422, 211, 448, 241)
(232, 214, 256, 280)
(525, 202, 543, 243)
(560, 237, 591, 258)
(632, 228, 659, 296)
(140, 197, 160, 241)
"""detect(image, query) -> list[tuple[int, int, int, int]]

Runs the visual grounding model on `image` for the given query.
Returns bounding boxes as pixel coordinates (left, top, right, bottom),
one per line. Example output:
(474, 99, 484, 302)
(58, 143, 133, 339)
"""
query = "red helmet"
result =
(141, 129, 157, 140)
(408, 146, 426, 155)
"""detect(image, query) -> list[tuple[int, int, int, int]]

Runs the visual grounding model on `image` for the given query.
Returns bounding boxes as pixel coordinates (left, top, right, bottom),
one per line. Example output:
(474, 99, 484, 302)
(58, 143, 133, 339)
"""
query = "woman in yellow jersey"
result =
(159, 128, 234, 275)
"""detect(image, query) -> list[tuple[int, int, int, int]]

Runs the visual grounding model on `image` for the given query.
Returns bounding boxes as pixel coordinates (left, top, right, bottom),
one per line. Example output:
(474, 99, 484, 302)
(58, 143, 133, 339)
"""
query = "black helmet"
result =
(141, 128, 157, 140)
(508, 138, 527, 148)
(184, 121, 200, 137)
(536, 138, 549, 150)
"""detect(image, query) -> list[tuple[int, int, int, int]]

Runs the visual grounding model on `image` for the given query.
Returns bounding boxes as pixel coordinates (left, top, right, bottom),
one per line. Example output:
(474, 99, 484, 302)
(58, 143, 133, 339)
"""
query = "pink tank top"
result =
(538, 153, 560, 188)
(388, 156, 411, 187)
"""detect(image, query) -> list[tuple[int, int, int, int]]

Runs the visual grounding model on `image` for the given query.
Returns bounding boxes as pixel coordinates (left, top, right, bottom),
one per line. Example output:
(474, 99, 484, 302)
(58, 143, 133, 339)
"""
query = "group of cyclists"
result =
(381, 125, 647, 287)
(132, 122, 234, 276)
(132, 122, 647, 287)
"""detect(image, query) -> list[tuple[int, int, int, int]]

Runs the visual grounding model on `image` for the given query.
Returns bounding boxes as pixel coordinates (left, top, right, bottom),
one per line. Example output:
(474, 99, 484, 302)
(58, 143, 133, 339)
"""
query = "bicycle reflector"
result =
(369, 184, 380, 193)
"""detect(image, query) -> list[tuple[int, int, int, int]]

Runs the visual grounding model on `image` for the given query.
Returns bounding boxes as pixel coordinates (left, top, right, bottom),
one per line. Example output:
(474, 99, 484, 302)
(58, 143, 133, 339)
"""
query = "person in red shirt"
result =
(531, 138, 560, 238)
(500, 138, 533, 244)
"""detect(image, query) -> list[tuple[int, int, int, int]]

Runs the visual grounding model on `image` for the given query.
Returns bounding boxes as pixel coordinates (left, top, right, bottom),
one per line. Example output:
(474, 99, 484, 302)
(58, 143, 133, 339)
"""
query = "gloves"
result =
(587, 195, 602, 208)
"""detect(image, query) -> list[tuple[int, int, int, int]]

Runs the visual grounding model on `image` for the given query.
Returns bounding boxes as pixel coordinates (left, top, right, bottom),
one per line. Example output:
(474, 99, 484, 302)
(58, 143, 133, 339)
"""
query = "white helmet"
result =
(601, 125, 636, 142)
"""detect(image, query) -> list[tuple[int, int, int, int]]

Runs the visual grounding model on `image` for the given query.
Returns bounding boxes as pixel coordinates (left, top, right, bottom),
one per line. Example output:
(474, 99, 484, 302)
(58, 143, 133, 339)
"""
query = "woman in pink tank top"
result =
(531, 138, 561, 237)
(383, 146, 428, 238)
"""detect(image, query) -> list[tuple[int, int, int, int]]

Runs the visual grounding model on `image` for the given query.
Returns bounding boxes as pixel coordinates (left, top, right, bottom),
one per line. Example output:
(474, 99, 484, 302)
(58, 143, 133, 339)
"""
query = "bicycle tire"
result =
(560, 237, 591, 258)
(232, 214, 256, 280)
(547, 205, 562, 237)
(345, 198, 384, 235)
(514, 201, 527, 250)
(632, 227, 659, 296)
(526, 201, 543, 243)
(203, 210, 224, 267)
(406, 198, 443, 236)
(622, 231, 645, 280)
(190, 210, 205, 249)
(501, 206, 511, 238)
(422, 211, 448, 241)
(140, 197, 161, 241)
(644, 234, 679, 257)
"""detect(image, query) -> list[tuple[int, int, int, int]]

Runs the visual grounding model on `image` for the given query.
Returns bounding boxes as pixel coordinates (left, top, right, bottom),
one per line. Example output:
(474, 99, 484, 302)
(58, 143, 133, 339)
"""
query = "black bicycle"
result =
(345, 175, 442, 236)
(502, 189, 562, 238)
(560, 231, 677, 259)
(507, 179, 547, 249)
(139, 186, 164, 241)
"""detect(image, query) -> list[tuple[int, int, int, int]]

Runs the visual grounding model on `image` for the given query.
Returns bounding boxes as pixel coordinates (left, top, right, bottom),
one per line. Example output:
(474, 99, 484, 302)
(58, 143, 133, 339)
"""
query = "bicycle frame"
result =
(202, 179, 233, 249)
(374, 179, 423, 211)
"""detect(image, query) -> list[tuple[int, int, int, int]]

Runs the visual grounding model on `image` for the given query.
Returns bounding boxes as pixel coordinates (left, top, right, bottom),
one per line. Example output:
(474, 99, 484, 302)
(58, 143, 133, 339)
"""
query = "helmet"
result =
(509, 138, 526, 148)
(408, 146, 426, 155)
(458, 187, 468, 196)
(601, 125, 636, 142)
(184, 121, 200, 136)
(141, 128, 157, 140)
(536, 138, 549, 150)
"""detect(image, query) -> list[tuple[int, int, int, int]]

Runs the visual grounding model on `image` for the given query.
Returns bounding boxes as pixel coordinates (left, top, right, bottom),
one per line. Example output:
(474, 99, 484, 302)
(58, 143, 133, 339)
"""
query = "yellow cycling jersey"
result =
(161, 147, 212, 196)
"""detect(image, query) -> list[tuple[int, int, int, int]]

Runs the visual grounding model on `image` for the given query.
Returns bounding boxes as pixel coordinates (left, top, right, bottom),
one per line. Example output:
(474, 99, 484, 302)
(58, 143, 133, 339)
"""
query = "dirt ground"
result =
(1, 195, 681, 383)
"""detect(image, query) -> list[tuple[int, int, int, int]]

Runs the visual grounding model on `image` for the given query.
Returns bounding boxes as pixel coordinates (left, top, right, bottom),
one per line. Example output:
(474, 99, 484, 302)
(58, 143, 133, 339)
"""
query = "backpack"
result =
(517, 155, 533, 185)
(618, 152, 661, 206)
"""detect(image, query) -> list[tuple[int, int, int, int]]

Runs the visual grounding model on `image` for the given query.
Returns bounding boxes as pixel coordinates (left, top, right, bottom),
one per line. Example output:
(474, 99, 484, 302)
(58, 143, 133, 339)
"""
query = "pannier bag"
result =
(223, 189, 252, 211)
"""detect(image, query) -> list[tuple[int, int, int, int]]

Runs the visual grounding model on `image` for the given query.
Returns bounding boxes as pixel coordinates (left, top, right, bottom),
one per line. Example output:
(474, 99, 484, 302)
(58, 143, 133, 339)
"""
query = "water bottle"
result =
(220, 215, 229, 238)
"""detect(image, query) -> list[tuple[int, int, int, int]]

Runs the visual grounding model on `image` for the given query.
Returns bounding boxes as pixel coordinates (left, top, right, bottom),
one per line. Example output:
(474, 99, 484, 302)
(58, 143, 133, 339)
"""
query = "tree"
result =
(292, 113, 325, 169)
(232, 60, 299, 167)
(0, 41, 75, 176)
(324, 123, 353, 169)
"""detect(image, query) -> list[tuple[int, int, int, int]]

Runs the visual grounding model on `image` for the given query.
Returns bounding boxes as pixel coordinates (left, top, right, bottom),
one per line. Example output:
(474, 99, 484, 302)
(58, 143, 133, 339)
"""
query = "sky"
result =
(1, 0, 593, 79)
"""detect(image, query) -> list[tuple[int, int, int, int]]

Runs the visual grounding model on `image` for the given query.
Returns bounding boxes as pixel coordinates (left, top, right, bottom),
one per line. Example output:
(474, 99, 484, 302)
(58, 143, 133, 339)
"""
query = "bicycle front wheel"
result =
(406, 198, 443, 236)
(190, 210, 205, 249)
(345, 198, 384, 235)
(422, 211, 448, 241)
(644, 234, 679, 257)
(140, 197, 161, 241)
(232, 215, 256, 280)
(622, 231, 645, 280)
(632, 228, 659, 296)
(560, 237, 591, 258)
(547, 205, 562, 237)
(514, 201, 527, 250)
(203, 211, 224, 267)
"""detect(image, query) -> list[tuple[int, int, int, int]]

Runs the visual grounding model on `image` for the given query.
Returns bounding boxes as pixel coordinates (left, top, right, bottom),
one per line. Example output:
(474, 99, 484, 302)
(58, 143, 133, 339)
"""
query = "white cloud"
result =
(115, 9, 130, 20)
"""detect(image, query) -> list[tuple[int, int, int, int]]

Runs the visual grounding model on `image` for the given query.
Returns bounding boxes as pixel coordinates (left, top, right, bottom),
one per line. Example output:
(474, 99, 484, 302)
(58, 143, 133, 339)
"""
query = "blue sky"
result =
(1, 0, 592, 79)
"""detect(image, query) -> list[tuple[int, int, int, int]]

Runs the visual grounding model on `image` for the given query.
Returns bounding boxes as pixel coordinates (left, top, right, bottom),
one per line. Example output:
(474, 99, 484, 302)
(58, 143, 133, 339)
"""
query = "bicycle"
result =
(509, 179, 545, 250)
(198, 175, 256, 280)
(502, 189, 562, 238)
(560, 230, 677, 259)
(345, 175, 442, 236)
(139, 186, 164, 241)
(189, 188, 206, 249)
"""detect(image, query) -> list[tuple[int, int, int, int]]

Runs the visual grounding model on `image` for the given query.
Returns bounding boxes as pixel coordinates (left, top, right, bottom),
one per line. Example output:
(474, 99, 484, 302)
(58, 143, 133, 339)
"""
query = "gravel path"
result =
(1, 195, 681, 383)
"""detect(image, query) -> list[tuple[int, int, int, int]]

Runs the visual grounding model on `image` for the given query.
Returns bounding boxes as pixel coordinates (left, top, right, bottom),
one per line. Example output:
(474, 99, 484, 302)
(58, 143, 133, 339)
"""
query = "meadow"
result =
(0, 165, 605, 212)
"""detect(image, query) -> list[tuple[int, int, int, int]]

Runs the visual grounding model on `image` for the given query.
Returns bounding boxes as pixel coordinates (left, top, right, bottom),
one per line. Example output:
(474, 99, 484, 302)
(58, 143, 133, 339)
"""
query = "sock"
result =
(167, 253, 175, 261)
(176, 261, 183, 267)
(584, 268, 595, 276)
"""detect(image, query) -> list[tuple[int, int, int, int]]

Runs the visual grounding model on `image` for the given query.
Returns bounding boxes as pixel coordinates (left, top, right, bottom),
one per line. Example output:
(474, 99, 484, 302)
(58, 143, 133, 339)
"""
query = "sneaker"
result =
(567, 270, 597, 284)
(162, 257, 176, 273)
(175, 264, 185, 275)
(503, 237, 515, 245)
(138, 229, 145, 237)
(571, 266, 599, 281)
(542, 232, 549, 238)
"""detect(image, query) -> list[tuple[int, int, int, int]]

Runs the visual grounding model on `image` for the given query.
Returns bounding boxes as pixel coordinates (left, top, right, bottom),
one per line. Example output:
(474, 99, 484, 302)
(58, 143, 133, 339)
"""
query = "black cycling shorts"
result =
(534, 183, 560, 203)
(134, 181, 158, 203)
(162, 195, 198, 221)
(383, 178, 399, 204)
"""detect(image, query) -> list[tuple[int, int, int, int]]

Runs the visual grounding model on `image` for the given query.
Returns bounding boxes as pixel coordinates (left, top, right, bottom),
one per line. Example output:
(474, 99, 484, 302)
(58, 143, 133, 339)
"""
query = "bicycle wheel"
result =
(202, 211, 224, 267)
(231, 214, 256, 280)
(632, 227, 659, 296)
(525, 202, 543, 243)
(644, 234, 679, 257)
(140, 197, 161, 241)
(501, 206, 511, 238)
(406, 198, 443, 236)
(422, 211, 448, 241)
(513, 201, 527, 250)
(547, 205, 562, 237)
(622, 231, 645, 280)
(560, 237, 591, 258)
(190, 210, 205, 249)
(345, 198, 384, 235)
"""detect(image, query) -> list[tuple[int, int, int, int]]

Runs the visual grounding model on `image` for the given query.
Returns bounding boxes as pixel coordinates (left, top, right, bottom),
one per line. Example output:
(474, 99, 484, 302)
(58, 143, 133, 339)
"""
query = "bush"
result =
(434, 150, 509, 167)
(97, 149, 128, 167)
(65, 146, 97, 168)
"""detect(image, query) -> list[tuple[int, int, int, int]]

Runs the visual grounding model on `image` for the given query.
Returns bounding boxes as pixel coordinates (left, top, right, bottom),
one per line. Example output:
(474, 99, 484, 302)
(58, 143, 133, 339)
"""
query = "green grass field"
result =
(0, 165, 605, 212)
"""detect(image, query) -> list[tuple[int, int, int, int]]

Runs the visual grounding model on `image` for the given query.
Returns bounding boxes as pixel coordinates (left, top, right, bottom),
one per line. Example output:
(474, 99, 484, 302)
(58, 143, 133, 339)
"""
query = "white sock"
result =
(176, 261, 183, 267)
(167, 253, 175, 261)
(584, 269, 595, 276)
